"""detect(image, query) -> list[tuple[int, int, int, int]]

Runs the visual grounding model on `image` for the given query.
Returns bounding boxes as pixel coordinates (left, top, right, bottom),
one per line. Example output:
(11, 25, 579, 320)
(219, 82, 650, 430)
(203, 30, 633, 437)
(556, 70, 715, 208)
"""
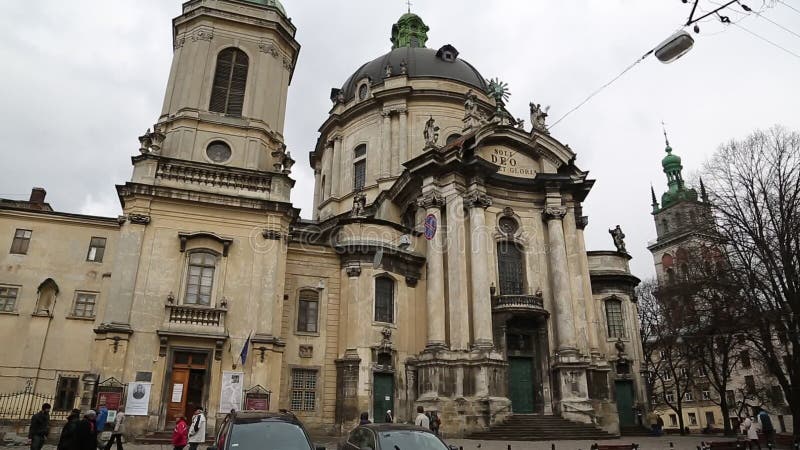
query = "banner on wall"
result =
(124, 382, 152, 416)
(219, 371, 244, 412)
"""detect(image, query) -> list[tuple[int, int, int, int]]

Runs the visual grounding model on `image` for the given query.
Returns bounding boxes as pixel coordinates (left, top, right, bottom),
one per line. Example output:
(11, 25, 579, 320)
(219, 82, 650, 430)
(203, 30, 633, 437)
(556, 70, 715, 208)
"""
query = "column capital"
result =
(416, 192, 445, 209)
(542, 206, 567, 221)
(575, 215, 589, 229)
(464, 191, 492, 209)
(381, 110, 393, 118)
(127, 214, 151, 225)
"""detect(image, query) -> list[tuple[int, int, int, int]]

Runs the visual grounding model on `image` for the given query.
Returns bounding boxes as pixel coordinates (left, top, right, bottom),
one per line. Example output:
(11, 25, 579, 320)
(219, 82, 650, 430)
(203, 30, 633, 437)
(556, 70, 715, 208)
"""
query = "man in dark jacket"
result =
(75, 410, 98, 450)
(28, 403, 51, 450)
(58, 409, 81, 450)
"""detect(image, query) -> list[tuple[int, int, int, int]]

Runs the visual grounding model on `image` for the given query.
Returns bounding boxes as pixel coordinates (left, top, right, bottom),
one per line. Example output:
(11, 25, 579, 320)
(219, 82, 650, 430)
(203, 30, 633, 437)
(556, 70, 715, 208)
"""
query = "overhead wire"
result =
(776, 0, 800, 15)
(732, 21, 800, 57)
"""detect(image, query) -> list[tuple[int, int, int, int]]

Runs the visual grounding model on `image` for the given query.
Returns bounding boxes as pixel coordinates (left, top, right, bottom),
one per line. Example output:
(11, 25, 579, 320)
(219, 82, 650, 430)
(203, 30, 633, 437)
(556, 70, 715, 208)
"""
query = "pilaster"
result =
(542, 206, 578, 355)
(416, 190, 446, 349)
(464, 191, 494, 349)
(444, 187, 469, 351)
(101, 214, 150, 328)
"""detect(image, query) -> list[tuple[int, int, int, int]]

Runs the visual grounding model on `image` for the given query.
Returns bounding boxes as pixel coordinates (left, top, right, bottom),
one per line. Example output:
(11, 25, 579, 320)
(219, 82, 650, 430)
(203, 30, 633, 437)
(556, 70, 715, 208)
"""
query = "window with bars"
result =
(290, 369, 317, 411)
(86, 237, 106, 262)
(10, 229, 32, 254)
(209, 48, 249, 117)
(54, 376, 79, 411)
(72, 292, 97, 318)
(0, 286, 19, 312)
(185, 252, 217, 305)
(605, 298, 625, 338)
(374, 276, 394, 323)
(496, 242, 524, 295)
(296, 290, 319, 333)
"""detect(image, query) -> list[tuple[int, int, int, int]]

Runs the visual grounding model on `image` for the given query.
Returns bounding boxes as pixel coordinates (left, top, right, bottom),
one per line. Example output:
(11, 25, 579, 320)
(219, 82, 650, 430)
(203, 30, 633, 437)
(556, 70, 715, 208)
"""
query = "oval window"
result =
(206, 141, 232, 163)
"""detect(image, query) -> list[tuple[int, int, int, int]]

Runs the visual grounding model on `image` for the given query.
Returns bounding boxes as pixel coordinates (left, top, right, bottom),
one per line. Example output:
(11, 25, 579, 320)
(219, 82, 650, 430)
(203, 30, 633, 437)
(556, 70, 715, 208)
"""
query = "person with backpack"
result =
(187, 408, 206, 450)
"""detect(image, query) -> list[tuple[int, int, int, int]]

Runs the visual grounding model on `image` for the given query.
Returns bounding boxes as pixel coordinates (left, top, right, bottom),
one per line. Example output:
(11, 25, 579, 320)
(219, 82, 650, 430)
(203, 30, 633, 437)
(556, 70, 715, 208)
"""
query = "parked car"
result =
(339, 424, 457, 450)
(209, 410, 325, 450)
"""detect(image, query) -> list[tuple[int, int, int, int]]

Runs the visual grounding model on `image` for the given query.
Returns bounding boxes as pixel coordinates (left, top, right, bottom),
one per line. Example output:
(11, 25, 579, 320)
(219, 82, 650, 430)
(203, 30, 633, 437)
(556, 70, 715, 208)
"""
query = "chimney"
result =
(29, 187, 47, 204)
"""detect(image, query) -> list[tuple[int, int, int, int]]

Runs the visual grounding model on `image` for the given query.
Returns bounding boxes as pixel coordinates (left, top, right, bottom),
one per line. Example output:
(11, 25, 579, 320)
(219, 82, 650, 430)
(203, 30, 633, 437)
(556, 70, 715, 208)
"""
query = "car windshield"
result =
(229, 421, 311, 450)
(377, 430, 447, 450)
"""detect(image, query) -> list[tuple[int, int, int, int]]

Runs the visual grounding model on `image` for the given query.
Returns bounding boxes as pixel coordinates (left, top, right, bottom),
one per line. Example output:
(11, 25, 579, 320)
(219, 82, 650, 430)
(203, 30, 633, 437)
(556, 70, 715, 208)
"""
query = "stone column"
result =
(381, 111, 392, 179)
(465, 191, 494, 349)
(312, 168, 321, 220)
(390, 112, 400, 177)
(398, 108, 408, 170)
(417, 192, 446, 349)
(101, 214, 150, 328)
(332, 136, 342, 197)
(543, 206, 577, 353)
(445, 192, 469, 351)
(324, 141, 334, 198)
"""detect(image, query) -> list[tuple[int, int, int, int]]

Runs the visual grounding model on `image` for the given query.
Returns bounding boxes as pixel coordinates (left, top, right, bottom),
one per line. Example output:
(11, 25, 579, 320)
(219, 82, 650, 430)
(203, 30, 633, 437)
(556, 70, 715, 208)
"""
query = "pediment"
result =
(472, 128, 577, 179)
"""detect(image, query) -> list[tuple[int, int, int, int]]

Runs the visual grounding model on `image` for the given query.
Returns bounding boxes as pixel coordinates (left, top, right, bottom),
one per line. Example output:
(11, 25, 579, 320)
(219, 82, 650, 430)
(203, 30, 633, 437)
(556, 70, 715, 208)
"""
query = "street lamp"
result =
(655, 31, 695, 64)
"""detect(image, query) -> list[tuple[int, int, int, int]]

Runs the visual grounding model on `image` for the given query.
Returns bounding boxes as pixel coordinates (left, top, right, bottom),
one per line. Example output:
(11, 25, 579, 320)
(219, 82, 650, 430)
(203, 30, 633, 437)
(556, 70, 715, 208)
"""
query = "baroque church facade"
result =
(0, 0, 645, 437)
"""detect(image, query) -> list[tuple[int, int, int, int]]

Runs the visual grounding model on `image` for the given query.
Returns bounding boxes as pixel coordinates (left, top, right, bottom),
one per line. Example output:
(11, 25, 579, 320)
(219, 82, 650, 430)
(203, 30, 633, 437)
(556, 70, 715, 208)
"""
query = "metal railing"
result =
(0, 389, 70, 422)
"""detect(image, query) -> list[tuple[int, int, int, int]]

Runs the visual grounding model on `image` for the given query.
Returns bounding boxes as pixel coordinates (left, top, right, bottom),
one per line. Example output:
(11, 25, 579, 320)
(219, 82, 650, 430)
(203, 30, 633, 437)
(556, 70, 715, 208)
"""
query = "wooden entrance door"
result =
(614, 380, 635, 426)
(166, 351, 208, 425)
(508, 357, 534, 413)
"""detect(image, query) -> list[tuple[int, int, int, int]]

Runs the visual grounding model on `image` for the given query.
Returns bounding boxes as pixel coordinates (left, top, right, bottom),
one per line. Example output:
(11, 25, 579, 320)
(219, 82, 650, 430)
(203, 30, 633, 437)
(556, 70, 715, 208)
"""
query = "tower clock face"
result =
(206, 141, 232, 163)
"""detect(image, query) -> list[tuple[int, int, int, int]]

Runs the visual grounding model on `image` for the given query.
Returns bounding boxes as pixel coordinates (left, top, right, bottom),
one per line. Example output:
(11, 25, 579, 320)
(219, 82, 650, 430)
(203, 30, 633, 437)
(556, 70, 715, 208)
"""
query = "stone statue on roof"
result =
(530, 102, 549, 134)
(609, 225, 627, 253)
(423, 116, 439, 149)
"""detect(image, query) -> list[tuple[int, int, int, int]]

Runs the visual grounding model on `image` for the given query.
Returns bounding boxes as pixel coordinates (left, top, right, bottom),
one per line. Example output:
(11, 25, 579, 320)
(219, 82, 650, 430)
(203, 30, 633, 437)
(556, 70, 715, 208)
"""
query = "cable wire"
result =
(777, 0, 800, 15)
(732, 21, 800, 58)
(754, 11, 800, 39)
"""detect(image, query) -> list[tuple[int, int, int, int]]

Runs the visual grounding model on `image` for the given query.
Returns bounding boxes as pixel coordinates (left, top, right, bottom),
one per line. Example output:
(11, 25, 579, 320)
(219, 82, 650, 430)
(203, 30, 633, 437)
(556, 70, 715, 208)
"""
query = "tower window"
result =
(209, 48, 249, 117)
(497, 242, 524, 295)
(374, 276, 394, 323)
(297, 289, 319, 333)
(206, 141, 232, 163)
(605, 298, 625, 338)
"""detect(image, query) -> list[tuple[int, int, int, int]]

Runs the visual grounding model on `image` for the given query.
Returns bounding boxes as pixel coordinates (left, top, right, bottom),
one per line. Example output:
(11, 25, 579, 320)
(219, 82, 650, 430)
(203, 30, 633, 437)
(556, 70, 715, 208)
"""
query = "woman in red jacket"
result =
(172, 416, 189, 450)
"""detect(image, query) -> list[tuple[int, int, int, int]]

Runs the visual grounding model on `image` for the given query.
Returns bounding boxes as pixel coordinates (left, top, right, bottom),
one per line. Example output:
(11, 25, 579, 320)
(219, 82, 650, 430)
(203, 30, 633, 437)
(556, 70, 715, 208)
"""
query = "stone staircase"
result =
(467, 414, 618, 441)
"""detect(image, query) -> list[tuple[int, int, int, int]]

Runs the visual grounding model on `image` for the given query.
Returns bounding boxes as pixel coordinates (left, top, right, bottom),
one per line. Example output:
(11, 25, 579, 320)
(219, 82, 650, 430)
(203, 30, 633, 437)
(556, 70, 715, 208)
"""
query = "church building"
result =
(0, 0, 645, 437)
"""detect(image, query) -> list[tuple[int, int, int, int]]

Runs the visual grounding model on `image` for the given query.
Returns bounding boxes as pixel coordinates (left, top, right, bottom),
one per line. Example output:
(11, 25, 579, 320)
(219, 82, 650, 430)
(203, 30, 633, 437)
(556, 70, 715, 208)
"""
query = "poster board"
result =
(124, 382, 152, 416)
(219, 371, 243, 412)
(244, 392, 269, 411)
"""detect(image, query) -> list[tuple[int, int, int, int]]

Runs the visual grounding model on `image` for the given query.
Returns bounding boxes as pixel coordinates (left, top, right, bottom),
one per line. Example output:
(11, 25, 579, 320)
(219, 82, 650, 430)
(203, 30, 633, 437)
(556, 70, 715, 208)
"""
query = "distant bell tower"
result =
(647, 132, 715, 285)
(143, 0, 299, 175)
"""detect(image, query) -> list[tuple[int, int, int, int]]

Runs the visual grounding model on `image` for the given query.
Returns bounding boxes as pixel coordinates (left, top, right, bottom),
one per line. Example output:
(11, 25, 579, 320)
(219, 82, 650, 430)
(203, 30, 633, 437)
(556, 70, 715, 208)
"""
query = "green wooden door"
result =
(509, 357, 534, 413)
(372, 373, 394, 423)
(615, 380, 635, 426)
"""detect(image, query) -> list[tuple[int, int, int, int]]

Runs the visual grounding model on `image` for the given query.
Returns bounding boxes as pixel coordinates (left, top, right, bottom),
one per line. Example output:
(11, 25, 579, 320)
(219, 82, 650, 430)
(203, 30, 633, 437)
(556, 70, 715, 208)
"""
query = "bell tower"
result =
(141, 0, 300, 174)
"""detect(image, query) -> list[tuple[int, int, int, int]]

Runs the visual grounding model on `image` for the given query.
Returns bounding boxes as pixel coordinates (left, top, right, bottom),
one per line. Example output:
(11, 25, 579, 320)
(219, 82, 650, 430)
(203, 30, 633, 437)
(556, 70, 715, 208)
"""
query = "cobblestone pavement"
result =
(0, 435, 762, 450)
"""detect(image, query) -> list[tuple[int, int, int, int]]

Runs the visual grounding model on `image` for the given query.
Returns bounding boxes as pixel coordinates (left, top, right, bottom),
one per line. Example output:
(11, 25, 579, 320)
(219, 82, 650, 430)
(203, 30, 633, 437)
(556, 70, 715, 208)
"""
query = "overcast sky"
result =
(1, 1, 799, 279)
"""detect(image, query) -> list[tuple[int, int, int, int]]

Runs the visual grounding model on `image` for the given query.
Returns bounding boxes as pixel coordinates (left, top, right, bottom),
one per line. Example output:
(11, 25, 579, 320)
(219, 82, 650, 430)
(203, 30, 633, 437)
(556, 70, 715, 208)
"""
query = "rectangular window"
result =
(54, 377, 79, 411)
(374, 277, 394, 323)
(290, 369, 317, 411)
(680, 367, 690, 377)
(706, 411, 715, 425)
(702, 390, 711, 401)
(688, 412, 698, 426)
(296, 291, 319, 333)
(770, 385, 784, 405)
(353, 160, 366, 191)
(740, 351, 751, 369)
(10, 229, 32, 254)
(86, 237, 107, 262)
(669, 414, 678, 426)
(666, 392, 675, 403)
(745, 375, 756, 394)
(605, 300, 625, 338)
(0, 286, 19, 312)
(72, 292, 97, 318)
(659, 350, 666, 359)
(684, 391, 694, 401)
(185, 252, 216, 305)
(726, 390, 736, 406)
(663, 370, 672, 381)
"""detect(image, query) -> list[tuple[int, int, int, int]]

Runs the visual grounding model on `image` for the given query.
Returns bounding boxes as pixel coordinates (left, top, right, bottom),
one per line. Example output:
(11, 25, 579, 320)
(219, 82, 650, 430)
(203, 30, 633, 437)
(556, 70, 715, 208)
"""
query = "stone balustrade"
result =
(163, 303, 227, 335)
(491, 294, 548, 315)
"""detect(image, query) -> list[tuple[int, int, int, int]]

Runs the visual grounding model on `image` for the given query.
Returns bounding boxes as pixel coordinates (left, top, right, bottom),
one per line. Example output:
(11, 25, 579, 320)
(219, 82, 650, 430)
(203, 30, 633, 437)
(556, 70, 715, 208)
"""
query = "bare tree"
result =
(702, 125, 800, 437)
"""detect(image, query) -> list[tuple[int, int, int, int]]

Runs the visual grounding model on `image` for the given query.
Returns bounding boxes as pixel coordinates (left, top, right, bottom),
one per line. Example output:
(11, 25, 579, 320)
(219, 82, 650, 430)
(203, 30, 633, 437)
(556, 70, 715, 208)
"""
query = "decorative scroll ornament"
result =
(463, 191, 492, 209)
(416, 192, 445, 209)
(128, 214, 151, 225)
(542, 206, 567, 221)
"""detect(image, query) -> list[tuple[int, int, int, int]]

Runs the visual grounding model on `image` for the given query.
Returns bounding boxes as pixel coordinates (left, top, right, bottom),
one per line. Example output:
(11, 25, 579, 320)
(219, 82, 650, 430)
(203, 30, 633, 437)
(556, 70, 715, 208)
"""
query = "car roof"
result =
(228, 411, 303, 425)
(359, 423, 434, 433)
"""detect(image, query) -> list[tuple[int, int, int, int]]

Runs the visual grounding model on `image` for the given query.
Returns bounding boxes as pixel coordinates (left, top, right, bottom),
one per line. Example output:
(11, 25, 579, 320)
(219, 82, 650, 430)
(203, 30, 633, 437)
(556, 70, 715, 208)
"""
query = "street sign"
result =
(424, 214, 437, 240)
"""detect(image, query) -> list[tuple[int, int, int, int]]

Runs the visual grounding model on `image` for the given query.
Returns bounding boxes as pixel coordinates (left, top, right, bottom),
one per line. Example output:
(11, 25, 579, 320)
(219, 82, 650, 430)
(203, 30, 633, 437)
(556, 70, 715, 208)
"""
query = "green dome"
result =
(661, 145, 682, 170)
(242, 0, 286, 16)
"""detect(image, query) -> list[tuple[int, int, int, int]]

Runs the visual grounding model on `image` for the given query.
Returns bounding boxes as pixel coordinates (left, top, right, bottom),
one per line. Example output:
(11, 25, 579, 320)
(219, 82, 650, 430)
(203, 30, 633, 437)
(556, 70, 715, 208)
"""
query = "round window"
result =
(499, 216, 519, 235)
(358, 84, 369, 100)
(206, 141, 231, 163)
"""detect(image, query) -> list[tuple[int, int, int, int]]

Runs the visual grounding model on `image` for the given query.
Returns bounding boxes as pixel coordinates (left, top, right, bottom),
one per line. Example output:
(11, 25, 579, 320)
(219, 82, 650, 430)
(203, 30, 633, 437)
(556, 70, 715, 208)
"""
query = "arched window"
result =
(353, 144, 367, 191)
(497, 242, 524, 295)
(297, 289, 319, 333)
(35, 278, 59, 315)
(374, 276, 394, 323)
(605, 298, 625, 338)
(185, 251, 217, 305)
(209, 48, 249, 117)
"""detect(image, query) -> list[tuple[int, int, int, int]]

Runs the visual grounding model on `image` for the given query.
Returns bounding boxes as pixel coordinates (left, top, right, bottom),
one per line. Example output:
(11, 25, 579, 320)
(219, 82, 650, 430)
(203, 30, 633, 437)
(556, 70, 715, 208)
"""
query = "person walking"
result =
(187, 408, 206, 450)
(384, 410, 393, 423)
(656, 415, 664, 436)
(103, 407, 126, 450)
(358, 412, 371, 425)
(742, 416, 761, 450)
(28, 403, 51, 450)
(172, 416, 189, 450)
(58, 409, 81, 450)
(76, 411, 98, 450)
(757, 408, 774, 446)
(647, 411, 658, 435)
(414, 406, 430, 429)
(429, 411, 441, 436)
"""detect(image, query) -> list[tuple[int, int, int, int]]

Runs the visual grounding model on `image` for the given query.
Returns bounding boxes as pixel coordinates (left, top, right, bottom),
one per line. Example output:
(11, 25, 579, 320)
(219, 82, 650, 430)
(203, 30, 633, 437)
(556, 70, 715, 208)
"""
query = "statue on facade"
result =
(529, 102, 549, 134)
(423, 116, 439, 149)
(609, 225, 627, 253)
(399, 59, 408, 75)
(384, 64, 393, 78)
(463, 89, 482, 131)
(516, 118, 525, 129)
(351, 191, 367, 217)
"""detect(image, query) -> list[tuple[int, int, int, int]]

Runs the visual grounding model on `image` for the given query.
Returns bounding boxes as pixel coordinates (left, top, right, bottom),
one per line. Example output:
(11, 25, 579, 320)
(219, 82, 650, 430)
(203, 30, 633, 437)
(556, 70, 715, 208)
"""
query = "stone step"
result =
(466, 414, 617, 441)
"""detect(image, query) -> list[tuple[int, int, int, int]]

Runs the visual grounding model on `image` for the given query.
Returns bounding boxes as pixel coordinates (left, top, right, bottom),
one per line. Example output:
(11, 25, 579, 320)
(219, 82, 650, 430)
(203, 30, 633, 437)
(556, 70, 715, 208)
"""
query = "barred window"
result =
(185, 252, 217, 305)
(605, 298, 625, 338)
(10, 229, 32, 254)
(72, 292, 97, 318)
(290, 369, 317, 411)
(0, 286, 19, 312)
(497, 241, 524, 295)
(54, 377, 79, 411)
(86, 237, 107, 262)
(374, 277, 394, 323)
(297, 290, 319, 333)
(209, 48, 248, 117)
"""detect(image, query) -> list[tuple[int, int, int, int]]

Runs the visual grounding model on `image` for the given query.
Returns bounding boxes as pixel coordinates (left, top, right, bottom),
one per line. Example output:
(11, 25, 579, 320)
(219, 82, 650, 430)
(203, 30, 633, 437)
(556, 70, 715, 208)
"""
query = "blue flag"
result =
(240, 332, 252, 365)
